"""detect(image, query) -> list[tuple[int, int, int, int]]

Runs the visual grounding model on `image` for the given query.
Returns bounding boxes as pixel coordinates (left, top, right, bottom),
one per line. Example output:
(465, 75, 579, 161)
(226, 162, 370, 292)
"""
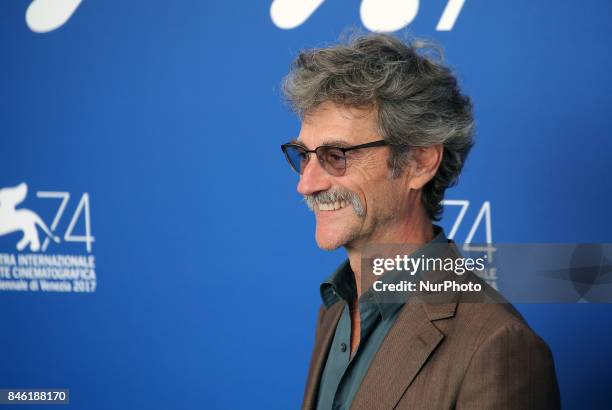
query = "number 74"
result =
(36, 191, 95, 253)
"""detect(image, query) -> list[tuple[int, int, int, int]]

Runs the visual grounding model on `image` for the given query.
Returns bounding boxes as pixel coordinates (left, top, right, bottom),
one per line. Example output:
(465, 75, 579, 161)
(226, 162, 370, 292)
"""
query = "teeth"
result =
(318, 201, 348, 211)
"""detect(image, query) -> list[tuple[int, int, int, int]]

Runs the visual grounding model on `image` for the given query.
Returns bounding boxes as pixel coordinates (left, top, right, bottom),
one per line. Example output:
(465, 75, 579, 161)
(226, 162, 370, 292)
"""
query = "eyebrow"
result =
(321, 138, 352, 148)
(289, 138, 352, 149)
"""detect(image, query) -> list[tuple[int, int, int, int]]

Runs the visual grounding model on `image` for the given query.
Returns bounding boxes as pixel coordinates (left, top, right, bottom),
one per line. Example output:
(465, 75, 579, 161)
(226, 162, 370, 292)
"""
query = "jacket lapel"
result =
(350, 301, 457, 409)
(302, 302, 344, 410)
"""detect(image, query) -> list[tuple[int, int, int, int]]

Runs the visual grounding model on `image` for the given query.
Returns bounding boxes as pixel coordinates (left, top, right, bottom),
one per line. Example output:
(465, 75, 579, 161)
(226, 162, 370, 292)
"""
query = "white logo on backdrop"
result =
(0, 183, 59, 251)
(25, 0, 82, 33)
(0, 182, 96, 294)
(23, 0, 465, 34)
(270, 0, 466, 32)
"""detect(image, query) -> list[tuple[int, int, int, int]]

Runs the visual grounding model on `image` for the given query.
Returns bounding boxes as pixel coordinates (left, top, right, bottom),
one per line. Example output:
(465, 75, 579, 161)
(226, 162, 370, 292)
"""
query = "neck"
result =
(346, 207, 434, 297)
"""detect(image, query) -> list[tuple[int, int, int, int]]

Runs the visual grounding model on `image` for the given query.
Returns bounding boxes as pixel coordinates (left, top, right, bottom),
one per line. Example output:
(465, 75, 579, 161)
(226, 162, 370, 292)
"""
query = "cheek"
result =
(368, 182, 401, 213)
(343, 160, 393, 216)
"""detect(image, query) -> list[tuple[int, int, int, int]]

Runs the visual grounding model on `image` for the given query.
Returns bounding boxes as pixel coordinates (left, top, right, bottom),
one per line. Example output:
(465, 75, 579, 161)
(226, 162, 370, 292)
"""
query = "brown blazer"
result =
(302, 264, 561, 409)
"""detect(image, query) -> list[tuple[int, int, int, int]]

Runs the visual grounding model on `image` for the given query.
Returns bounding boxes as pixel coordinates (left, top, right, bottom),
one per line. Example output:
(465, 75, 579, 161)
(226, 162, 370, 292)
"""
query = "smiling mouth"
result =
(317, 201, 348, 212)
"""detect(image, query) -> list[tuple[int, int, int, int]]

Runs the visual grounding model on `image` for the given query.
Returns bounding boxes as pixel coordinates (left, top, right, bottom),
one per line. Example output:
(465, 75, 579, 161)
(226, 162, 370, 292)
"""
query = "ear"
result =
(407, 145, 444, 190)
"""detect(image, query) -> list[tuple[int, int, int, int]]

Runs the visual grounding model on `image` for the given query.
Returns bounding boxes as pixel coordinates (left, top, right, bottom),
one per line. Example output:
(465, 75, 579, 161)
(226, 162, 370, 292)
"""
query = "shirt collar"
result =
(320, 259, 356, 309)
(320, 225, 448, 318)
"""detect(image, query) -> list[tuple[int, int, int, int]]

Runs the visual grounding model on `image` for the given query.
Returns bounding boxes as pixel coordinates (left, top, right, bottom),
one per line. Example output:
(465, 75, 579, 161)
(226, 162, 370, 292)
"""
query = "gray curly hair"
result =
(282, 33, 474, 221)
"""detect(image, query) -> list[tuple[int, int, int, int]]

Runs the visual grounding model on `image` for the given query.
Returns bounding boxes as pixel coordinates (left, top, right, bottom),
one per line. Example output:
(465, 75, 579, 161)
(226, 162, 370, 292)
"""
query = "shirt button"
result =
(340, 343, 347, 352)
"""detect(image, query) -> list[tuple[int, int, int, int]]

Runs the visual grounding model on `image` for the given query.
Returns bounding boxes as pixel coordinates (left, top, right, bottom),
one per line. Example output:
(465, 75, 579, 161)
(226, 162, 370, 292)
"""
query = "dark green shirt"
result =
(315, 226, 447, 410)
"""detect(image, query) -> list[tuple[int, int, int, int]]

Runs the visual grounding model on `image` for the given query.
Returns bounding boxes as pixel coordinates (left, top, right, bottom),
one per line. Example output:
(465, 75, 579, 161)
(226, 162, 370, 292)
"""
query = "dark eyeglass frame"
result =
(280, 139, 388, 176)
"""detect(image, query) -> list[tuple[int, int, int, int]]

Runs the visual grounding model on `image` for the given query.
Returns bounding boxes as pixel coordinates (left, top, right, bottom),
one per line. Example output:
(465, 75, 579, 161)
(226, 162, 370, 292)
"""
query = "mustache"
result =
(303, 188, 365, 218)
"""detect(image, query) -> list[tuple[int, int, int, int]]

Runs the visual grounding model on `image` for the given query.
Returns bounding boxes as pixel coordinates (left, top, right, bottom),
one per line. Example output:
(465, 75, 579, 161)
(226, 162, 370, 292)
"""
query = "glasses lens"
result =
(318, 147, 346, 176)
(283, 145, 309, 174)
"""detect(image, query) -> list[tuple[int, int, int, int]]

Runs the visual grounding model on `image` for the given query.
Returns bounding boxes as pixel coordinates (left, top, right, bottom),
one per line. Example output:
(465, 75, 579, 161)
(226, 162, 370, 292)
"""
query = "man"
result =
(280, 34, 560, 409)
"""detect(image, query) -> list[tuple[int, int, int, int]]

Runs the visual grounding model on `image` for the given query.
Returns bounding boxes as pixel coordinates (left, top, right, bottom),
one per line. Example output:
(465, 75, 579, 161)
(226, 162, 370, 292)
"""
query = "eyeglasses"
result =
(280, 140, 388, 177)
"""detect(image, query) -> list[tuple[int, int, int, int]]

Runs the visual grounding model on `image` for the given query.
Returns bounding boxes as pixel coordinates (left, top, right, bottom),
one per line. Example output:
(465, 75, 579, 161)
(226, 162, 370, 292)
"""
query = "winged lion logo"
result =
(0, 183, 60, 252)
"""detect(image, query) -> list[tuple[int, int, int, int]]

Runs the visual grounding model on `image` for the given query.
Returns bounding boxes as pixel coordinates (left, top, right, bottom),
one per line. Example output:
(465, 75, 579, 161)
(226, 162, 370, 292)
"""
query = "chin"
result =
(315, 228, 354, 251)
(315, 239, 343, 251)
(313, 210, 363, 249)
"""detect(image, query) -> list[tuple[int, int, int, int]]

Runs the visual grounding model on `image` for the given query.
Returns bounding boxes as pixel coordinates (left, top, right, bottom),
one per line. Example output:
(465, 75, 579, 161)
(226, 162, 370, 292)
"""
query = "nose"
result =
(297, 155, 333, 196)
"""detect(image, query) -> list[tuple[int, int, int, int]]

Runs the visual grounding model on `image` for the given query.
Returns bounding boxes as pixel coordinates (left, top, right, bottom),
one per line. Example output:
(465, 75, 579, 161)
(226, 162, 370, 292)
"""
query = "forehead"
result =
(297, 101, 378, 148)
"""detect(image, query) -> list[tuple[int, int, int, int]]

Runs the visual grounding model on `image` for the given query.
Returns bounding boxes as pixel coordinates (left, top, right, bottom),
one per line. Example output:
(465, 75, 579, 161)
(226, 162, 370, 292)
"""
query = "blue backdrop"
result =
(1, 1, 611, 408)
